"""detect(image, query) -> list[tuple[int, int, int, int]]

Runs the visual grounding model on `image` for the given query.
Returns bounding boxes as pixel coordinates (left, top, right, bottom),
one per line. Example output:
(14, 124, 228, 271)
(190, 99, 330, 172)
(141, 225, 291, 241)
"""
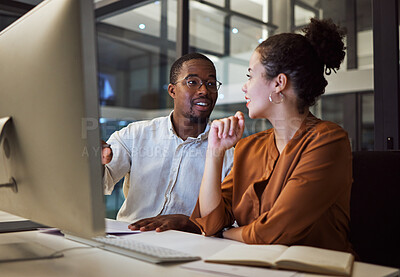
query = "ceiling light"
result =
(139, 24, 146, 30)
(232, 28, 239, 34)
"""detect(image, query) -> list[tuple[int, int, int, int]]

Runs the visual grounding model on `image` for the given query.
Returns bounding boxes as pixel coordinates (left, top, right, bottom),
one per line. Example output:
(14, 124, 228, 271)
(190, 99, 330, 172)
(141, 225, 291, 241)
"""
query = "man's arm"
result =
(101, 140, 113, 172)
(128, 214, 201, 234)
(102, 130, 132, 195)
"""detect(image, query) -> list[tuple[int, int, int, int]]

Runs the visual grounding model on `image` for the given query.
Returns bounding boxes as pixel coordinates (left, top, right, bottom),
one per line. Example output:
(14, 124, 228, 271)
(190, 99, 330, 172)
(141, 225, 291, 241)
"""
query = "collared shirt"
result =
(191, 113, 354, 253)
(103, 111, 234, 223)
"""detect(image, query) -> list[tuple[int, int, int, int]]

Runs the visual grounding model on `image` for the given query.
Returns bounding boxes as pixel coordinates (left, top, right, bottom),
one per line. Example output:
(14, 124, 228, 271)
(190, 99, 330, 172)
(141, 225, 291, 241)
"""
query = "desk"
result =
(0, 212, 399, 277)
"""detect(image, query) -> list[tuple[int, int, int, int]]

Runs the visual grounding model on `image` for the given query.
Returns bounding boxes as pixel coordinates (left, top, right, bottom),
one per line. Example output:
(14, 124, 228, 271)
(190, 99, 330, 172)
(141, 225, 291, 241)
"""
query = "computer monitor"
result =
(0, 0, 105, 239)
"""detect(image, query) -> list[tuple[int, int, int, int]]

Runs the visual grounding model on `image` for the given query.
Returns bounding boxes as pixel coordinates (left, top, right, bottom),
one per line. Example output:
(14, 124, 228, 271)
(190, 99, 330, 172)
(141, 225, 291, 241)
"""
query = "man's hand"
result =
(101, 140, 113, 165)
(128, 214, 201, 234)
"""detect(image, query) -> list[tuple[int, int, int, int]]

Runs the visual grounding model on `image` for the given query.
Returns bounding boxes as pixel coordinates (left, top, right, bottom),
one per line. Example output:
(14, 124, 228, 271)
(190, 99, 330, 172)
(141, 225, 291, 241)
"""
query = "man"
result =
(102, 53, 234, 231)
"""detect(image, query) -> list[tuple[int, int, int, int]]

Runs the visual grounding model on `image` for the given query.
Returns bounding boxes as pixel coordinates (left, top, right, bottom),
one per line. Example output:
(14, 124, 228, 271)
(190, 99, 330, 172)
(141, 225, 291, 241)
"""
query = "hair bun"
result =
(303, 18, 346, 75)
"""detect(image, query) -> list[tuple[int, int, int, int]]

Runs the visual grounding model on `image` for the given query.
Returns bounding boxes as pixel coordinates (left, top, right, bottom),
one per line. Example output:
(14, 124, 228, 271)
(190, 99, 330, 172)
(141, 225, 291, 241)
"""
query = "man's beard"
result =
(184, 106, 210, 124)
(188, 114, 208, 124)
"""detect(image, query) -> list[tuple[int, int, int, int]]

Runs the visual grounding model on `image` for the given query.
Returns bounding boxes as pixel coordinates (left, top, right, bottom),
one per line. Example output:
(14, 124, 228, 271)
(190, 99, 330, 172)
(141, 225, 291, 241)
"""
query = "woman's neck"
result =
(271, 109, 309, 154)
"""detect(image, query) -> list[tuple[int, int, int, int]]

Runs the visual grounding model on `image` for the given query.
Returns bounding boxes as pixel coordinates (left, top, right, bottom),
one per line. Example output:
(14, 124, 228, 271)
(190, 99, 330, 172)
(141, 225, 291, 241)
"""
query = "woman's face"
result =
(242, 51, 275, 119)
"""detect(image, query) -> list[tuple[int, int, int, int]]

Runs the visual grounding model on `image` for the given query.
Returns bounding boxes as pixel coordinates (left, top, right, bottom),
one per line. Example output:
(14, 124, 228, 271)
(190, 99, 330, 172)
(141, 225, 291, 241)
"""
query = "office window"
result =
(230, 16, 269, 55)
(294, 3, 318, 27)
(231, 0, 268, 22)
(96, 0, 177, 111)
(316, 91, 374, 151)
(189, 1, 226, 55)
(356, 0, 373, 69)
(320, 94, 345, 127)
(361, 93, 374, 150)
(205, 0, 225, 7)
(102, 2, 161, 37)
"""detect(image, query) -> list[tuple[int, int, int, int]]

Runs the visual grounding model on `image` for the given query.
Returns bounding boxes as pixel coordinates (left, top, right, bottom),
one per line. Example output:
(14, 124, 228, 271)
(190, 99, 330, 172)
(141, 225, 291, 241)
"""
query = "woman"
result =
(191, 18, 354, 253)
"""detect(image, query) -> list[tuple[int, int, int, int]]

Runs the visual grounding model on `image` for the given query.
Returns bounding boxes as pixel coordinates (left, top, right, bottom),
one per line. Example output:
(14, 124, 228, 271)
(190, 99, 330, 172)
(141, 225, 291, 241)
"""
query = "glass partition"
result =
(294, 4, 318, 27)
(231, 0, 268, 21)
(230, 15, 269, 54)
(361, 93, 374, 150)
(189, 1, 226, 55)
(97, 0, 177, 111)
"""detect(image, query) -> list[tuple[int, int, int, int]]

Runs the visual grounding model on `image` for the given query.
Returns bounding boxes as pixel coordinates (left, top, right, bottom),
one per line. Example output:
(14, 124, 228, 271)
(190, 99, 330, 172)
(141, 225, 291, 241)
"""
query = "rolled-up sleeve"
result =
(103, 129, 132, 195)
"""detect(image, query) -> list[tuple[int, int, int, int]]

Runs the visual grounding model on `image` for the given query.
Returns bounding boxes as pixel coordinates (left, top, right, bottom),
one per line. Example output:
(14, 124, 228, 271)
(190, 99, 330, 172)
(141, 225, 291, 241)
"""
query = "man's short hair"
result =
(169, 53, 215, 84)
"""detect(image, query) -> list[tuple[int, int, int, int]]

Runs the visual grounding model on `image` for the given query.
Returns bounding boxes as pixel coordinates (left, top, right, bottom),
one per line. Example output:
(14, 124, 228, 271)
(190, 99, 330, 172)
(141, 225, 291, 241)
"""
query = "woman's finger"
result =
(221, 118, 232, 138)
(229, 116, 238, 136)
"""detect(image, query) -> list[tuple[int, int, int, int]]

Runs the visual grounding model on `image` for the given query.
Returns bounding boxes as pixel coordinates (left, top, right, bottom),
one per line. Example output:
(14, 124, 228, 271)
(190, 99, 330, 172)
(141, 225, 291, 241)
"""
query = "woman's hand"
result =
(208, 111, 245, 154)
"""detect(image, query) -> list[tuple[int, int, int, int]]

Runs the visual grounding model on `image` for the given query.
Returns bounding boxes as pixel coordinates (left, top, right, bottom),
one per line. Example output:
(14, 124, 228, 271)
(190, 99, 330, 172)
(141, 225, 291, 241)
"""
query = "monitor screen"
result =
(0, 0, 105, 238)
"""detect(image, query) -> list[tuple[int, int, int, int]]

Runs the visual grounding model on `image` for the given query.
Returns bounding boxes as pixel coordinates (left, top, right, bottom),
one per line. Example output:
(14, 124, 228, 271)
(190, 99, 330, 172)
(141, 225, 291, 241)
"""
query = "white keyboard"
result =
(92, 236, 201, 264)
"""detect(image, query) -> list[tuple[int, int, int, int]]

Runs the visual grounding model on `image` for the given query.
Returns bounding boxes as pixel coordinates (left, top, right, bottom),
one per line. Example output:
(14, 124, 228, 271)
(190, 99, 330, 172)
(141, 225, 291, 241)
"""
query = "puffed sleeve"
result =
(241, 126, 352, 244)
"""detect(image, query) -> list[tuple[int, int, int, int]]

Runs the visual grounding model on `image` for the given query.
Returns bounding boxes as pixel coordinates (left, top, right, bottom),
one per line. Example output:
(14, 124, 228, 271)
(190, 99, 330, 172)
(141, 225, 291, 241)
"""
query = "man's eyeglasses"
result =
(173, 76, 222, 93)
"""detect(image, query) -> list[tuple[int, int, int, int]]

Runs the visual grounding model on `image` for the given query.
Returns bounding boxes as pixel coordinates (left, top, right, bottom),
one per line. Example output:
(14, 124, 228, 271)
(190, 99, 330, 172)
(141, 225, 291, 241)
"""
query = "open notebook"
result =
(205, 244, 354, 276)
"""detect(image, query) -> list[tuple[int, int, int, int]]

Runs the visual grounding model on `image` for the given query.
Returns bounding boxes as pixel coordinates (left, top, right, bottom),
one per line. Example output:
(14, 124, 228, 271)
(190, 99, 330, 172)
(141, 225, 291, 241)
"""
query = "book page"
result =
(105, 218, 141, 234)
(275, 245, 354, 276)
(182, 260, 298, 277)
(205, 244, 288, 267)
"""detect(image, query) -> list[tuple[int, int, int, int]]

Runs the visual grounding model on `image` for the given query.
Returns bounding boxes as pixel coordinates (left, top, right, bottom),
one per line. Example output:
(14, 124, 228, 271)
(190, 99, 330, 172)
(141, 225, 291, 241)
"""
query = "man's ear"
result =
(275, 73, 288, 91)
(168, 83, 176, 99)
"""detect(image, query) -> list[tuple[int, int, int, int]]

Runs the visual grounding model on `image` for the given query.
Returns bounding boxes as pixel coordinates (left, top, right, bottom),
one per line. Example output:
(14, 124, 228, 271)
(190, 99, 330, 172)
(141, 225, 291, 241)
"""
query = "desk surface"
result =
(0, 212, 399, 277)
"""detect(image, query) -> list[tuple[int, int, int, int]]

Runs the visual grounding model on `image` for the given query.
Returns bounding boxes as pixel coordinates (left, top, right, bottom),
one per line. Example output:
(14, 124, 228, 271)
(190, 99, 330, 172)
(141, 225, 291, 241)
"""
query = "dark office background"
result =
(1, 0, 399, 218)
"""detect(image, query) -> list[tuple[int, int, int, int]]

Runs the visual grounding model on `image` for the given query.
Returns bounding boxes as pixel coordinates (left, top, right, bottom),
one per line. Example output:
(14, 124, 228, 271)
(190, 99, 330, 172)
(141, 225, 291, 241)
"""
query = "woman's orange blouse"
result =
(191, 114, 354, 253)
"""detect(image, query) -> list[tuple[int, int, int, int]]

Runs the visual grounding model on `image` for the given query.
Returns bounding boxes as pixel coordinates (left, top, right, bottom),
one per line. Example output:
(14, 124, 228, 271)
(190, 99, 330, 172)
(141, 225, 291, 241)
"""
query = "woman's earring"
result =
(268, 91, 284, 104)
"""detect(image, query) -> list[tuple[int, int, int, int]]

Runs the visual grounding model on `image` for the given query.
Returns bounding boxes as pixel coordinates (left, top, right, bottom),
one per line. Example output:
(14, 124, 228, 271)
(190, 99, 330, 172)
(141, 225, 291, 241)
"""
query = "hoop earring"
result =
(268, 91, 284, 104)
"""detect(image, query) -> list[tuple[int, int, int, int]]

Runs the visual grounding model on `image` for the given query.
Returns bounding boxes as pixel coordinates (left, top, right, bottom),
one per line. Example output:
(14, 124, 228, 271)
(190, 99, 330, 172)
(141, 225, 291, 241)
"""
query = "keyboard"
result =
(92, 236, 201, 264)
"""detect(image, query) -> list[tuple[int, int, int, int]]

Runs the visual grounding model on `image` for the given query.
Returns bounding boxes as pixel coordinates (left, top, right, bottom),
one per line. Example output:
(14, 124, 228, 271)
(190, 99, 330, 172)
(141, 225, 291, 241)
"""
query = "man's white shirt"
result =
(103, 112, 234, 223)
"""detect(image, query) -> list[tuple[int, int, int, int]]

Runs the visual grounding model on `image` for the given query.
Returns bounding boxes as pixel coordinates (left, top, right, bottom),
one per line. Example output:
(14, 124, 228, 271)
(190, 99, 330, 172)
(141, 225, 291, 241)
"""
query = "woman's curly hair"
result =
(256, 18, 346, 113)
